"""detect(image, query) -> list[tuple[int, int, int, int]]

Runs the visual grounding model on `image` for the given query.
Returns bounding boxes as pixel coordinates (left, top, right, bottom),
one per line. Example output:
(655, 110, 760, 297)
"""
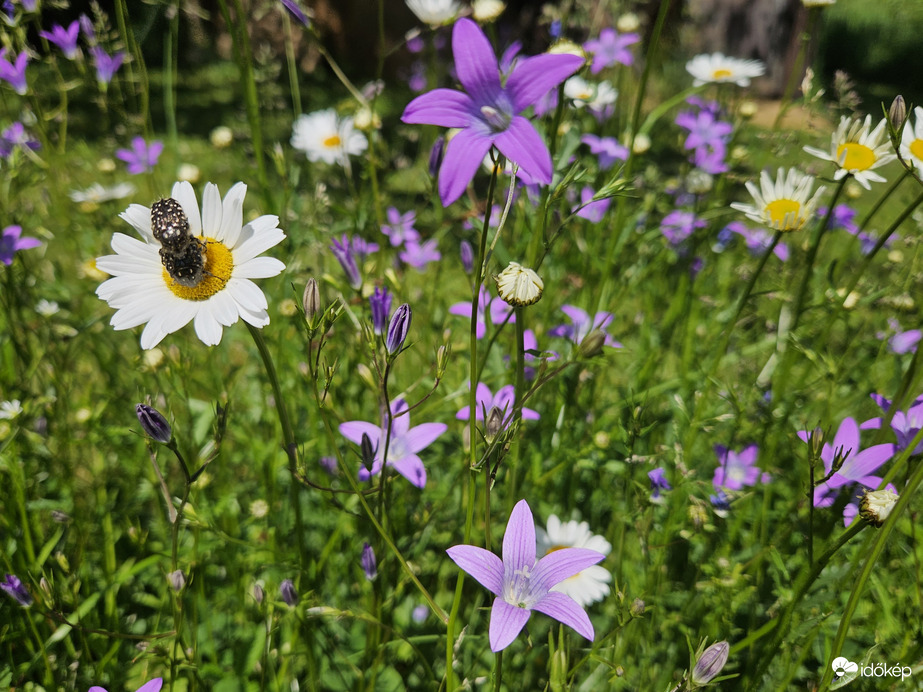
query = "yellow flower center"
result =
(323, 134, 342, 149)
(162, 237, 233, 300)
(765, 199, 802, 230)
(836, 142, 876, 171)
(910, 138, 923, 161)
(712, 68, 733, 79)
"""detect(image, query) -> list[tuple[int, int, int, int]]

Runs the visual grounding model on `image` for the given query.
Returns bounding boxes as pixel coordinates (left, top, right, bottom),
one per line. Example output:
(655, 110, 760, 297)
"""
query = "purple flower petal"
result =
(390, 453, 427, 487)
(531, 547, 605, 594)
(402, 88, 475, 128)
(493, 116, 552, 184)
(339, 421, 382, 446)
(506, 53, 584, 112)
(439, 127, 493, 205)
(489, 597, 531, 651)
(531, 590, 594, 641)
(451, 18, 502, 105)
(446, 544, 504, 595)
(502, 499, 536, 571)
(405, 422, 448, 453)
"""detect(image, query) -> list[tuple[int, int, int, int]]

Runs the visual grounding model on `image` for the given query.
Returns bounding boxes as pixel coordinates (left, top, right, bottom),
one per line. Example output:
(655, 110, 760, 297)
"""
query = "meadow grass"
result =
(3, 1, 923, 691)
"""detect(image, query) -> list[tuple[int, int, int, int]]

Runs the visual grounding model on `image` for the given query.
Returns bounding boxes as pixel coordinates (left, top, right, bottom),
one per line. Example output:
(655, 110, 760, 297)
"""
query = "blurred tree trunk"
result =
(684, 0, 807, 97)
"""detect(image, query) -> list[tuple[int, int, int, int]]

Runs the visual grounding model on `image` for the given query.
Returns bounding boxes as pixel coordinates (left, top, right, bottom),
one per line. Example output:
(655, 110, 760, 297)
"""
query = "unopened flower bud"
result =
(303, 278, 321, 325)
(136, 403, 172, 444)
(485, 406, 505, 440)
(860, 487, 899, 527)
(496, 262, 543, 307)
(168, 569, 186, 592)
(1, 574, 32, 607)
(252, 582, 265, 604)
(436, 343, 450, 380)
(691, 640, 729, 687)
(429, 135, 445, 178)
(630, 597, 646, 617)
(460, 240, 474, 274)
(578, 329, 607, 358)
(361, 542, 378, 581)
(386, 303, 412, 355)
(889, 95, 907, 134)
(280, 578, 298, 606)
(360, 433, 377, 473)
(369, 286, 392, 336)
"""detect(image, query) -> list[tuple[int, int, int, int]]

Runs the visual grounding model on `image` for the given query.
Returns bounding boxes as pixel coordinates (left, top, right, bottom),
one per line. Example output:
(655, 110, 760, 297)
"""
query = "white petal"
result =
(172, 181, 201, 234)
(201, 183, 222, 237)
(193, 309, 224, 346)
(225, 278, 268, 312)
(233, 224, 285, 264)
(220, 182, 247, 247)
(233, 256, 286, 279)
(119, 204, 155, 242)
(238, 304, 270, 328)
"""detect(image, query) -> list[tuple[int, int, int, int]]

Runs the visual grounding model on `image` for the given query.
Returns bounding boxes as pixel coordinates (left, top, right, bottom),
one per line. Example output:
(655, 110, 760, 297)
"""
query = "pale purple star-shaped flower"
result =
(400, 239, 441, 269)
(876, 319, 921, 355)
(661, 210, 706, 245)
(648, 468, 671, 502)
(1, 225, 41, 265)
(449, 285, 515, 339)
(1, 574, 32, 606)
(583, 28, 640, 73)
(0, 122, 40, 158)
(712, 444, 762, 491)
(330, 235, 362, 289)
(797, 417, 894, 508)
(351, 235, 379, 261)
(381, 207, 420, 247)
(675, 110, 733, 152)
(40, 21, 81, 60)
(580, 134, 629, 170)
(549, 305, 622, 348)
(90, 46, 124, 84)
(115, 136, 163, 174)
(861, 393, 923, 453)
(0, 48, 28, 94)
(724, 221, 789, 261)
(574, 186, 610, 222)
(446, 499, 604, 652)
(456, 382, 539, 429)
(818, 204, 859, 235)
(401, 18, 583, 206)
(693, 144, 729, 174)
(339, 398, 447, 488)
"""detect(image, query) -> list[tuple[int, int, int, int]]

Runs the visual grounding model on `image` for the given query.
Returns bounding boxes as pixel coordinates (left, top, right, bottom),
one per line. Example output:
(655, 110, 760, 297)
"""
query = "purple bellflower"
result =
(862, 393, 923, 453)
(583, 28, 640, 73)
(456, 382, 539, 429)
(574, 186, 611, 222)
(280, 578, 298, 606)
(648, 467, 671, 502)
(369, 286, 392, 335)
(330, 234, 362, 289)
(0, 122, 39, 159)
(549, 305, 622, 348)
(580, 134, 629, 170)
(116, 136, 163, 174)
(446, 499, 604, 652)
(361, 542, 378, 580)
(400, 238, 441, 269)
(90, 46, 124, 85)
(401, 18, 583, 206)
(40, 21, 81, 60)
(339, 398, 446, 488)
(661, 210, 706, 245)
(90, 679, 163, 692)
(0, 48, 28, 94)
(1, 225, 41, 265)
(877, 319, 921, 355)
(381, 207, 420, 247)
(1, 574, 32, 606)
(724, 221, 789, 261)
(712, 444, 763, 491)
(449, 285, 515, 339)
(797, 417, 894, 508)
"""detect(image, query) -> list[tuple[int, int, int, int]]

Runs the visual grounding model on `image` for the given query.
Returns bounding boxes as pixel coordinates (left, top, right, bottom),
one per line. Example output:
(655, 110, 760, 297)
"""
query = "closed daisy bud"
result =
(496, 262, 543, 307)
(860, 487, 899, 527)
(691, 640, 729, 687)
(136, 403, 172, 444)
(485, 406, 505, 440)
(889, 95, 907, 134)
(303, 278, 321, 324)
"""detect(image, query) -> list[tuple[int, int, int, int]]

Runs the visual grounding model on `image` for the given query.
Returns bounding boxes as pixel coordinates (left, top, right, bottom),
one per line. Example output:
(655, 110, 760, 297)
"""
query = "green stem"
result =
(509, 307, 526, 509)
(246, 323, 309, 572)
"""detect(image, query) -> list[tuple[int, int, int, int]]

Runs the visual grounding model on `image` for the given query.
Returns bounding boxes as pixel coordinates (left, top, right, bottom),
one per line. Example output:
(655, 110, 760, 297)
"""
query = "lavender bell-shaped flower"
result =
(370, 286, 392, 335)
(361, 542, 378, 581)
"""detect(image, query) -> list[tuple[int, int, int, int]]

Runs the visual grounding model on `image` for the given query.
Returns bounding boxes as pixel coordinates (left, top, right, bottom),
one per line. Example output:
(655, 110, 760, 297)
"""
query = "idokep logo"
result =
(831, 656, 912, 681)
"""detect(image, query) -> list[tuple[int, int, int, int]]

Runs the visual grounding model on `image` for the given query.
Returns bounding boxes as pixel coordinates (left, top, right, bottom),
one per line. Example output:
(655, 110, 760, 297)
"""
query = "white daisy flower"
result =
(563, 76, 618, 110)
(730, 167, 826, 232)
(405, 0, 463, 26)
(68, 182, 137, 204)
(685, 52, 765, 87)
(291, 109, 368, 166)
(536, 515, 612, 607)
(472, 0, 505, 22)
(803, 114, 896, 189)
(96, 181, 286, 349)
(496, 261, 543, 306)
(900, 106, 923, 176)
(0, 399, 23, 420)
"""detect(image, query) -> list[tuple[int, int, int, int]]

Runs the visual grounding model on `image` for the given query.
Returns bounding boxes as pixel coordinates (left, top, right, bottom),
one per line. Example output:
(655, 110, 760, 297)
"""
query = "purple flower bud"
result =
(460, 240, 474, 274)
(168, 569, 185, 592)
(303, 277, 321, 323)
(280, 578, 298, 606)
(412, 604, 428, 622)
(319, 455, 337, 476)
(330, 235, 362, 290)
(252, 582, 265, 604)
(360, 433, 376, 473)
(136, 403, 172, 443)
(79, 14, 96, 44)
(1, 574, 32, 606)
(369, 286, 392, 335)
(280, 0, 311, 27)
(428, 135, 445, 178)
(361, 542, 377, 580)
(386, 303, 412, 355)
(691, 640, 729, 686)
